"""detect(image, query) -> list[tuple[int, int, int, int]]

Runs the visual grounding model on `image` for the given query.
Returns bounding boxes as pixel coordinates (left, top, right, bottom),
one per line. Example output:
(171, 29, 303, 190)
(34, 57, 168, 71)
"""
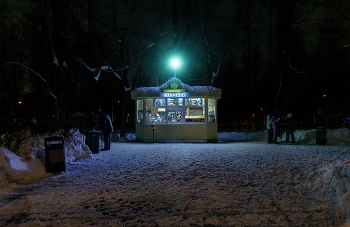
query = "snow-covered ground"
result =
(1, 128, 350, 226)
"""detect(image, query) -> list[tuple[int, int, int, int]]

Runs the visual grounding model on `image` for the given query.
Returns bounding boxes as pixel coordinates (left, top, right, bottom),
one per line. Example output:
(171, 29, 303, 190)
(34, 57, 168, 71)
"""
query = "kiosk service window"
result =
(136, 97, 216, 124)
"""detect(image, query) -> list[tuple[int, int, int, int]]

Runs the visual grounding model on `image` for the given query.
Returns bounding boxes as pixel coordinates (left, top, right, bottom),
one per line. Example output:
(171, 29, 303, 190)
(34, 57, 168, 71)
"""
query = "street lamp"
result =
(170, 57, 181, 78)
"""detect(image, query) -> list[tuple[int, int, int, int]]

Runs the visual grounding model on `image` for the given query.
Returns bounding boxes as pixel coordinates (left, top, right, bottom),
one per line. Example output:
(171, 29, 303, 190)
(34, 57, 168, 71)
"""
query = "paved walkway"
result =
(0, 142, 348, 227)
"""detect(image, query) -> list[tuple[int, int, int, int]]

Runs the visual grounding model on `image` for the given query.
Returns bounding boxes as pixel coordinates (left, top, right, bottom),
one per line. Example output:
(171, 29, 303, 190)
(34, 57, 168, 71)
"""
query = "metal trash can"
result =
(44, 136, 65, 173)
(316, 127, 326, 145)
(88, 131, 101, 154)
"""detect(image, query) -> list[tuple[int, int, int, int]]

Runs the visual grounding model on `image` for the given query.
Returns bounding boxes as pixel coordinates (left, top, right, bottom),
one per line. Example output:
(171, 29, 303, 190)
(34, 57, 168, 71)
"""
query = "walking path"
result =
(0, 142, 349, 227)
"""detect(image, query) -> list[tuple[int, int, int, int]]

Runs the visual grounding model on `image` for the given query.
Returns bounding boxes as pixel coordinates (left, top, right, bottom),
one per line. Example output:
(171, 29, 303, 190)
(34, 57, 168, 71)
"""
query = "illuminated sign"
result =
(162, 92, 188, 97)
(163, 89, 186, 92)
(170, 80, 179, 89)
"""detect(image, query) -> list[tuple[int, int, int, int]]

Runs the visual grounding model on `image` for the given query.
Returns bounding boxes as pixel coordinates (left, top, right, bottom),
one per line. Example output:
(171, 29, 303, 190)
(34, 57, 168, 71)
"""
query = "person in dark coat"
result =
(266, 113, 273, 143)
(285, 113, 296, 144)
(270, 113, 281, 144)
(98, 110, 114, 151)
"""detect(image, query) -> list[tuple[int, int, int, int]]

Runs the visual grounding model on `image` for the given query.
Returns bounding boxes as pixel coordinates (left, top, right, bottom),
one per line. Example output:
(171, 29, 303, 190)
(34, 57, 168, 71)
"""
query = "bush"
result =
(0, 119, 80, 160)
(0, 119, 31, 155)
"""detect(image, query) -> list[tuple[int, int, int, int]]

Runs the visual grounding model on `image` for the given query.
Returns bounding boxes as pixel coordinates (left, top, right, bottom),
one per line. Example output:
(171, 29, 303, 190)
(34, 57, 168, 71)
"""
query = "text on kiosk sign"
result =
(162, 92, 188, 97)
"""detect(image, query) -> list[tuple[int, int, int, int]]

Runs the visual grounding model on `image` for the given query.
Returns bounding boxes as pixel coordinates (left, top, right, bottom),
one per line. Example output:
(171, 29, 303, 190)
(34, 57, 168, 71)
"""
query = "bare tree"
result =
(183, 0, 247, 85)
(75, 0, 177, 137)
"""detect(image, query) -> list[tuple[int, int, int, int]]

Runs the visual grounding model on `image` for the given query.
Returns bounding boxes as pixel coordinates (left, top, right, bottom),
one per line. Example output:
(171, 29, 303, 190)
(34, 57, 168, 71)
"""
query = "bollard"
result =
(316, 127, 326, 145)
(151, 123, 155, 143)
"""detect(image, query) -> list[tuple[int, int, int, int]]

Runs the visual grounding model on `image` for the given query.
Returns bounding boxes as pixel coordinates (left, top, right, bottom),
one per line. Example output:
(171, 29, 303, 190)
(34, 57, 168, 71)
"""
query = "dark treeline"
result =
(1, 0, 350, 133)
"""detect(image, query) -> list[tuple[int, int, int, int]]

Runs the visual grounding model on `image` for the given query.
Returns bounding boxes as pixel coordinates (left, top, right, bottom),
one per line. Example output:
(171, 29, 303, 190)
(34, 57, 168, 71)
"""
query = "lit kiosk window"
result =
(131, 78, 221, 143)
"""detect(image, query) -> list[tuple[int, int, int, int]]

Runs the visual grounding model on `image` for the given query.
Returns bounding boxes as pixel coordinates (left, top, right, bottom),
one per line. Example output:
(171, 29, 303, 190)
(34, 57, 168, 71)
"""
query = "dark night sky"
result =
(1, 0, 350, 129)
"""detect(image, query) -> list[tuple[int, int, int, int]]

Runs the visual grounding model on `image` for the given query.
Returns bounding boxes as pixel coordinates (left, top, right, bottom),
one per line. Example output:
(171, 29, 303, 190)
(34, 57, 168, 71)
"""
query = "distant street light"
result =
(170, 57, 181, 78)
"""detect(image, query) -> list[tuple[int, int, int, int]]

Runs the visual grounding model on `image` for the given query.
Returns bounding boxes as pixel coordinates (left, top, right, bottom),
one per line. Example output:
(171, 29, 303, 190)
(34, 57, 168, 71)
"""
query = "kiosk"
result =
(131, 78, 221, 142)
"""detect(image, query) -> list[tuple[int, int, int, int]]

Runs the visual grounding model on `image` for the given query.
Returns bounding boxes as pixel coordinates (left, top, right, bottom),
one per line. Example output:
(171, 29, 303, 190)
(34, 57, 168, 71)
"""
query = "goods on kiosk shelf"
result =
(185, 116, 205, 122)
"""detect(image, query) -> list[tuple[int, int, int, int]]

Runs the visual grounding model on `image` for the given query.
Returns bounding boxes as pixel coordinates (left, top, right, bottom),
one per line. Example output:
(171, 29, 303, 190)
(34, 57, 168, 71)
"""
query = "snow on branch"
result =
(48, 30, 68, 71)
(0, 62, 57, 101)
(74, 57, 138, 92)
(287, 57, 312, 74)
(146, 42, 155, 49)
(0, 62, 60, 128)
(53, 54, 60, 67)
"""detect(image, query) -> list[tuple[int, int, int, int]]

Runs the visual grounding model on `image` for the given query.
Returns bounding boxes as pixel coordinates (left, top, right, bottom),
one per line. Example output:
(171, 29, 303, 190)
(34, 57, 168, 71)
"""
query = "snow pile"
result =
(218, 127, 350, 146)
(0, 147, 38, 184)
(0, 129, 92, 194)
(112, 131, 137, 142)
(218, 130, 266, 142)
(63, 129, 93, 162)
(309, 158, 350, 224)
(327, 127, 350, 146)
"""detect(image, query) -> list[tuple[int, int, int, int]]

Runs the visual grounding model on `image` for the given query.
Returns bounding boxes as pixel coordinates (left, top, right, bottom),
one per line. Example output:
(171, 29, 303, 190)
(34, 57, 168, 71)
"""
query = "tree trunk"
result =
(51, 0, 68, 123)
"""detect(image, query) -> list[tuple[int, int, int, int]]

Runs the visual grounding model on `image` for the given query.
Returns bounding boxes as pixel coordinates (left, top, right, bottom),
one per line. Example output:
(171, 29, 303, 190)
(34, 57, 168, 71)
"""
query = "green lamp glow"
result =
(170, 57, 181, 78)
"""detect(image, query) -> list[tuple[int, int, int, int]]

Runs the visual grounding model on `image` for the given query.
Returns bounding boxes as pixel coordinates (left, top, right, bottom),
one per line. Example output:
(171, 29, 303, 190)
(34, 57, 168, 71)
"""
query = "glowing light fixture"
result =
(170, 57, 181, 78)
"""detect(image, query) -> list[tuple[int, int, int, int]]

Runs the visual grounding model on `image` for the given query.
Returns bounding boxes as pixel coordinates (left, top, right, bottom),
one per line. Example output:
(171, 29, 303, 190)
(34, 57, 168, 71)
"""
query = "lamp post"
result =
(170, 57, 181, 78)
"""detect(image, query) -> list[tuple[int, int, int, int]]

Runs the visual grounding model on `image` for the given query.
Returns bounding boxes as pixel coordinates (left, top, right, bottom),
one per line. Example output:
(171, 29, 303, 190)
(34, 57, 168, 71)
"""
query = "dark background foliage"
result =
(1, 0, 350, 133)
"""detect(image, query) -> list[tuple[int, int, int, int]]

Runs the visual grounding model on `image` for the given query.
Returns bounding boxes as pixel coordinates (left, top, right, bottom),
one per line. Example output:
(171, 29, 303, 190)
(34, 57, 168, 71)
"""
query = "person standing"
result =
(266, 113, 273, 143)
(271, 113, 281, 144)
(285, 113, 296, 144)
(98, 110, 114, 151)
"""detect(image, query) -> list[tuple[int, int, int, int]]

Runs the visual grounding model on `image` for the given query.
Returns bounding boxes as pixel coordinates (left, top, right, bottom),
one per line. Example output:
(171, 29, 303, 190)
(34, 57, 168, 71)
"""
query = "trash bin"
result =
(88, 131, 101, 154)
(44, 136, 65, 173)
(316, 127, 326, 145)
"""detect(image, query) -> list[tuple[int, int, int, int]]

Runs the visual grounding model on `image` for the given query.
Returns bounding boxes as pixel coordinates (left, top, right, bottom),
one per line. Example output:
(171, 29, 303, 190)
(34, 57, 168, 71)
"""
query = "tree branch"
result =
(0, 62, 60, 128)
(74, 56, 140, 91)
(0, 62, 57, 101)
